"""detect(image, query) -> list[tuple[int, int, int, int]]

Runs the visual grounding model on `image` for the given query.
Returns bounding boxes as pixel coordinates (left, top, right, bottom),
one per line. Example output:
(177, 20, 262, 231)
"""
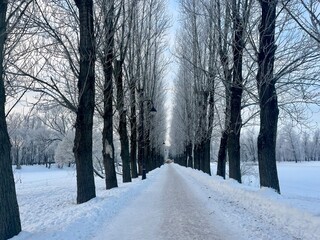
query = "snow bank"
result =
(176, 163, 320, 240)
(11, 165, 161, 240)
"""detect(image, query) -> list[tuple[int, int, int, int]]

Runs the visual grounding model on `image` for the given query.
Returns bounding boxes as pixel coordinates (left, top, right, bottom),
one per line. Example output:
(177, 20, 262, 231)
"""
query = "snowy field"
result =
(10, 161, 320, 240)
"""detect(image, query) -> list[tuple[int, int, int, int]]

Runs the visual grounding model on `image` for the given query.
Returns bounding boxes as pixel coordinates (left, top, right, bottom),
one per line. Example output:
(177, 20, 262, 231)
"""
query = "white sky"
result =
(163, 0, 180, 146)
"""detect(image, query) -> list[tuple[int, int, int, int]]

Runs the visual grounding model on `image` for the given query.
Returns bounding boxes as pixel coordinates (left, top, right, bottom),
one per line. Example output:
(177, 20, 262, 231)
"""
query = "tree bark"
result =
(181, 150, 187, 167)
(102, 0, 118, 189)
(203, 139, 211, 175)
(138, 89, 144, 176)
(217, 130, 228, 178)
(202, 0, 216, 177)
(256, 0, 280, 193)
(115, 60, 131, 183)
(0, 2, 22, 238)
(228, 85, 242, 183)
(199, 92, 210, 175)
(227, 2, 245, 183)
(73, 0, 96, 204)
(150, 147, 157, 170)
(144, 121, 151, 173)
(128, 0, 138, 179)
(186, 142, 193, 168)
(216, 71, 231, 179)
(194, 144, 200, 170)
(216, 0, 231, 179)
(129, 83, 138, 178)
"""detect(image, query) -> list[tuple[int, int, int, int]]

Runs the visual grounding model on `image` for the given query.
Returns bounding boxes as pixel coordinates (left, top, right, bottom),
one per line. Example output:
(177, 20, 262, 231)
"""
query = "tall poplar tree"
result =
(256, 0, 280, 193)
(0, 0, 21, 238)
(100, 0, 118, 190)
(73, 0, 96, 203)
(227, 0, 253, 183)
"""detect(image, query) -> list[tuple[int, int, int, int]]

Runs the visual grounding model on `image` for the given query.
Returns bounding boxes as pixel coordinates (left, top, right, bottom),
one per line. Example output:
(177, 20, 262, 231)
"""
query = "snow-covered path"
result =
(93, 164, 237, 240)
(92, 163, 320, 240)
(11, 162, 320, 240)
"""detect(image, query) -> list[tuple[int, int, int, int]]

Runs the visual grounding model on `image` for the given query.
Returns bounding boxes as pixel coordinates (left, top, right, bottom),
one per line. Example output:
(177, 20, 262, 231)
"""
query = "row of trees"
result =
(221, 125, 320, 163)
(8, 112, 58, 168)
(1, 0, 169, 238)
(276, 125, 320, 162)
(7, 107, 165, 171)
(170, 0, 320, 194)
(174, 123, 320, 165)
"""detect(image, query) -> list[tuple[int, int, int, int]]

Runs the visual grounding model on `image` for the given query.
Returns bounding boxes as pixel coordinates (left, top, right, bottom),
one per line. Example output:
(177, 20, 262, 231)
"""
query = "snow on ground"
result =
(10, 161, 320, 240)
(93, 164, 240, 240)
(239, 161, 320, 216)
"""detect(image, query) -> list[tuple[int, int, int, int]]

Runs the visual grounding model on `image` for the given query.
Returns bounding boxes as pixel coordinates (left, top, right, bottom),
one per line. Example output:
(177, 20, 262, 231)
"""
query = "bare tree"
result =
(227, 0, 253, 183)
(283, 0, 320, 44)
(216, 0, 232, 179)
(115, 57, 132, 183)
(7, 1, 80, 113)
(0, 0, 32, 238)
(97, 0, 118, 189)
(4, 0, 99, 201)
(72, 0, 96, 203)
(127, 0, 138, 178)
(113, 0, 136, 183)
(256, 0, 280, 193)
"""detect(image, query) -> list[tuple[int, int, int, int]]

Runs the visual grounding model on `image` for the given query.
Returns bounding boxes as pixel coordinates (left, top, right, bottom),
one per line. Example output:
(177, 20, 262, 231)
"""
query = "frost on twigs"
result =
(55, 131, 75, 168)
(241, 162, 259, 187)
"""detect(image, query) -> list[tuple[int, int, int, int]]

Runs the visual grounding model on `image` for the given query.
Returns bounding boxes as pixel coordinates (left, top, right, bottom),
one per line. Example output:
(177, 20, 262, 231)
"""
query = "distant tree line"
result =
(238, 126, 320, 163)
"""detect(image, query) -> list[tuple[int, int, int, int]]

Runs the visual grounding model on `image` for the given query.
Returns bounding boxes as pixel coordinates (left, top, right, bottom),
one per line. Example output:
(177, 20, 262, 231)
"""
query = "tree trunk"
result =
(217, 130, 228, 178)
(199, 142, 204, 172)
(195, 92, 208, 174)
(180, 150, 186, 167)
(150, 147, 156, 170)
(16, 146, 21, 170)
(115, 60, 131, 183)
(203, 139, 211, 175)
(227, 115, 241, 182)
(216, 71, 231, 179)
(200, 142, 205, 172)
(0, 2, 22, 238)
(102, 0, 118, 190)
(127, 0, 138, 179)
(186, 142, 193, 168)
(144, 125, 151, 173)
(137, 89, 144, 176)
(227, 4, 245, 183)
(129, 83, 138, 178)
(157, 153, 162, 167)
(194, 144, 200, 170)
(256, 0, 280, 193)
(205, 77, 215, 176)
(73, 0, 96, 204)
(203, 0, 215, 177)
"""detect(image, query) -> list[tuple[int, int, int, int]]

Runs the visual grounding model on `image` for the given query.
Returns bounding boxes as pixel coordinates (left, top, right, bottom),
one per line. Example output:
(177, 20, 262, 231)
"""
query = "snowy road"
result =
(92, 163, 320, 240)
(12, 163, 320, 240)
(93, 164, 239, 240)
